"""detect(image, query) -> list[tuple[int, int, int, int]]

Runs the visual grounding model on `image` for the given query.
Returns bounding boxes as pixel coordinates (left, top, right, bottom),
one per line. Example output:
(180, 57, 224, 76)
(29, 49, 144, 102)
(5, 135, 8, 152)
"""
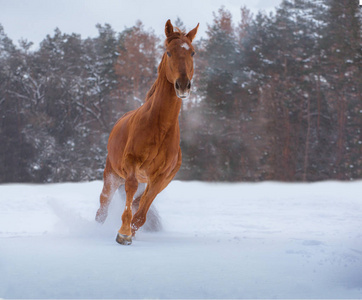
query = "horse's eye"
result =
(167, 52, 171, 57)
(191, 51, 195, 57)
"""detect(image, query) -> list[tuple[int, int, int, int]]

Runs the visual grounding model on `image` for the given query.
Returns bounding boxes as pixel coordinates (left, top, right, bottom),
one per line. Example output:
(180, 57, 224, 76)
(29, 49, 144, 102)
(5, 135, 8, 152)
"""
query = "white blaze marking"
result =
(181, 43, 190, 50)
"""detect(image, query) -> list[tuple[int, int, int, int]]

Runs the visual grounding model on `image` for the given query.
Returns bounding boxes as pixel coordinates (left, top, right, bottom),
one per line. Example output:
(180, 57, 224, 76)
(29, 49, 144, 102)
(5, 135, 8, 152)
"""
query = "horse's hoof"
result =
(116, 233, 132, 245)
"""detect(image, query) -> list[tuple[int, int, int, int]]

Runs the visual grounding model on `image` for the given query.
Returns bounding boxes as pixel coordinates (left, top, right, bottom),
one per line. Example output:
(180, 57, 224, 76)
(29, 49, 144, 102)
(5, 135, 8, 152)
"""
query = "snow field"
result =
(0, 180, 362, 298)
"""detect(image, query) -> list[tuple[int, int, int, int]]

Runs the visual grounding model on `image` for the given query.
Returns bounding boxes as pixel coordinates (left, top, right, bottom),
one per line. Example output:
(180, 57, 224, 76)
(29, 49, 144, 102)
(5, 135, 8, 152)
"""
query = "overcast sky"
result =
(0, 0, 281, 48)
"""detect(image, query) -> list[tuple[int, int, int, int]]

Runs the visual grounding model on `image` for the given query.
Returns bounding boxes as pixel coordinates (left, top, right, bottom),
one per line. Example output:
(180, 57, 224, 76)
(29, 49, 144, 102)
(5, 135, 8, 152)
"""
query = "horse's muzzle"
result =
(175, 78, 191, 99)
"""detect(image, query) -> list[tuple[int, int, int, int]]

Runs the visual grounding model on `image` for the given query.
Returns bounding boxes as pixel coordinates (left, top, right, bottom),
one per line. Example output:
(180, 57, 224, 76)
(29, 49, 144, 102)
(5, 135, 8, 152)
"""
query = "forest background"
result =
(0, 0, 361, 183)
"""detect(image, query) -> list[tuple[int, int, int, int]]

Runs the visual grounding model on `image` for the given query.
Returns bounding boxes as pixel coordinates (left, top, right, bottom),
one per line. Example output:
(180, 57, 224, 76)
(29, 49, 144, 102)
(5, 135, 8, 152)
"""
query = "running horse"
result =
(95, 20, 199, 245)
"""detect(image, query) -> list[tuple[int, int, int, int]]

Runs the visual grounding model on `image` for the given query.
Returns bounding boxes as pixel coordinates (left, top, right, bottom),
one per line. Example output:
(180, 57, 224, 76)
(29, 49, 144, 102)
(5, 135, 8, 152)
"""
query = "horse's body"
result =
(95, 20, 199, 245)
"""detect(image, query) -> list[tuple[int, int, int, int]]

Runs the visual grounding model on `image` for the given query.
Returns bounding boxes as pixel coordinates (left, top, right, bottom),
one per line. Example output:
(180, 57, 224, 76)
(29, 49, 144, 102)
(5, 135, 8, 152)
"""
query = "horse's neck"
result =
(147, 61, 181, 126)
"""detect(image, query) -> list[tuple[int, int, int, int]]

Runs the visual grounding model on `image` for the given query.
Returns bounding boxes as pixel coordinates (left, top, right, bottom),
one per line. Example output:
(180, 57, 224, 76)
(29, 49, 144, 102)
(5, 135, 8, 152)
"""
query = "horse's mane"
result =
(145, 55, 165, 101)
(145, 27, 188, 101)
(145, 75, 159, 101)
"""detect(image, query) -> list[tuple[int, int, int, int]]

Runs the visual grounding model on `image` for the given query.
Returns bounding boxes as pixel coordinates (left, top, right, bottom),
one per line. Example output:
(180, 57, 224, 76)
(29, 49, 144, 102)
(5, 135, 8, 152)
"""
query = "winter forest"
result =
(0, 0, 361, 183)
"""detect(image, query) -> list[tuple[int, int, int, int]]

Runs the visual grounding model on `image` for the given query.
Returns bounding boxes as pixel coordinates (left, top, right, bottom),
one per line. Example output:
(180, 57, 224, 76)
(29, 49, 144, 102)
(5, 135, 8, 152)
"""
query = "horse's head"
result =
(164, 19, 199, 99)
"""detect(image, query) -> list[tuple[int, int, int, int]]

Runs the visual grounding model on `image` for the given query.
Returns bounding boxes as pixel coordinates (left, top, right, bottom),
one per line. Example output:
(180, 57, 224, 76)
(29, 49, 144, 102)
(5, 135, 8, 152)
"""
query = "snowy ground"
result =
(0, 180, 362, 299)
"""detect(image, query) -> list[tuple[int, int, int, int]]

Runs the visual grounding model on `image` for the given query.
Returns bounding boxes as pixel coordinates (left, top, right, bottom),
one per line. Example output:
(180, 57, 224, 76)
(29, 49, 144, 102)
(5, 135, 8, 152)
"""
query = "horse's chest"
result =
(146, 128, 176, 153)
(128, 125, 178, 163)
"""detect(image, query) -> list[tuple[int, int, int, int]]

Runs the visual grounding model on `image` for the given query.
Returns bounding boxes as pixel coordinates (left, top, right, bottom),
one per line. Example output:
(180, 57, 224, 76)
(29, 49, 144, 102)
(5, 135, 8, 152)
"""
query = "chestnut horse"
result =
(95, 20, 199, 245)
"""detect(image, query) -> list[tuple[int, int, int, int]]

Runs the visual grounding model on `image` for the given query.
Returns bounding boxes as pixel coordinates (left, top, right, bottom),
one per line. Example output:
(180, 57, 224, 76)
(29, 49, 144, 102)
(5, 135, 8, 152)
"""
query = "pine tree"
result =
(0, 25, 36, 182)
(320, 0, 362, 179)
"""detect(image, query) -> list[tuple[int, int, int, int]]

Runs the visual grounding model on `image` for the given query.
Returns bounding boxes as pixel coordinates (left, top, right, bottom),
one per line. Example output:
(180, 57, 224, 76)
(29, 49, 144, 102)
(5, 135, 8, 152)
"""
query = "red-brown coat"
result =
(95, 20, 199, 245)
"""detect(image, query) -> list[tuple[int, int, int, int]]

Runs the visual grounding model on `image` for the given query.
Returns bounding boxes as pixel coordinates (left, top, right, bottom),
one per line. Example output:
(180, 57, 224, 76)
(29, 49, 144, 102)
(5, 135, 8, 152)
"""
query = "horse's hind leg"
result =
(95, 158, 123, 223)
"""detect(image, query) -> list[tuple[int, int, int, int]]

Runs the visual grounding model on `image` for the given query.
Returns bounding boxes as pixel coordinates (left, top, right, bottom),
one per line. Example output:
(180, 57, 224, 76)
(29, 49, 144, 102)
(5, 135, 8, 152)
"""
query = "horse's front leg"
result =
(116, 174, 138, 245)
(130, 175, 172, 236)
(131, 153, 181, 236)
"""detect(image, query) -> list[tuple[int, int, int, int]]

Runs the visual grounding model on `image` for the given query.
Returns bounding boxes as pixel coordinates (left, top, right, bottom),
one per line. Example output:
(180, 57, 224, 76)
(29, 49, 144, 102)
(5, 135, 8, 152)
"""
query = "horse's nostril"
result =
(187, 81, 191, 90)
(175, 81, 180, 90)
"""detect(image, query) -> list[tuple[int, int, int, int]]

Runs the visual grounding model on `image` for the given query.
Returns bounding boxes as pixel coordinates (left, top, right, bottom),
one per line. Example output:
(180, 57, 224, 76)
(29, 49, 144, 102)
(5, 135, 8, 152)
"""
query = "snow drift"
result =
(0, 180, 361, 298)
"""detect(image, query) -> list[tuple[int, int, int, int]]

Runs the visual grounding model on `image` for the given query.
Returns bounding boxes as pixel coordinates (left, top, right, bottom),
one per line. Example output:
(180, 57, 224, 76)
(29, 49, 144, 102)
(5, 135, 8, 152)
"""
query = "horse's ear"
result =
(165, 19, 174, 37)
(186, 23, 199, 43)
